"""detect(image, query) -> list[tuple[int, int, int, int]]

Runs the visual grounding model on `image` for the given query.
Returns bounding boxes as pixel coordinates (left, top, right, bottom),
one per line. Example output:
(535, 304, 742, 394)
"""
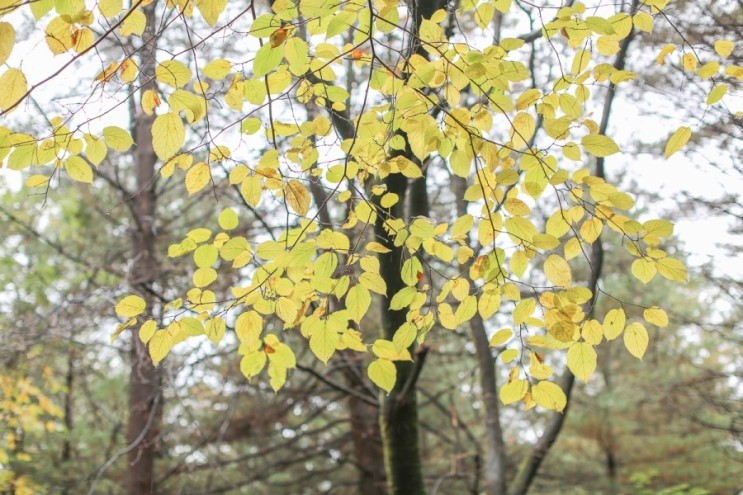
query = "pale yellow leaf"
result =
(0, 68, 27, 113)
(643, 306, 669, 328)
(0, 22, 15, 66)
(582, 134, 620, 157)
(567, 341, 597, 382)
(185, 162, 211, 195)
(603, 308, 625, 340)
(544, 254, 572, 287)
(664, 126, 691, 158)
(624, 322, 649, 359)
(152, 112, 185, 161)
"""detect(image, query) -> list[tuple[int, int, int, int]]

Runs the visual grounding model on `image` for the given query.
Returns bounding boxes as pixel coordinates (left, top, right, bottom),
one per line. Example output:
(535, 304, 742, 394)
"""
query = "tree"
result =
(2, 0, 736, 493)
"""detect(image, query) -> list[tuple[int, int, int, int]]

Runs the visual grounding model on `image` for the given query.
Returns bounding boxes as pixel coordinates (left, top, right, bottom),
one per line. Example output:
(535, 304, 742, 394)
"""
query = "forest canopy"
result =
(0, 0, 741, 493)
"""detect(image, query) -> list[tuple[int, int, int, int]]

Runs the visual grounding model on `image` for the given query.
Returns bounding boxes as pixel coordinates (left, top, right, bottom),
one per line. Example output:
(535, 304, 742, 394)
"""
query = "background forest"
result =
(0, 0, 741, 494)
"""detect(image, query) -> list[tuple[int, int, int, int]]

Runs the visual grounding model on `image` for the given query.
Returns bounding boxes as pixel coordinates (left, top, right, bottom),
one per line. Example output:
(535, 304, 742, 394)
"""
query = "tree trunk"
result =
(507, 3, 637, 493)
(126, 4, 162, 494)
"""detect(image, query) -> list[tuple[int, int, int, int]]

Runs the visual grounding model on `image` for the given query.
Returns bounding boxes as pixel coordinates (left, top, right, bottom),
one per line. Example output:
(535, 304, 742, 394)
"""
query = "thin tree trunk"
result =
(507, 2, 638, 493)
(452, 172, 508, 495)
(126, 3, 162, 494)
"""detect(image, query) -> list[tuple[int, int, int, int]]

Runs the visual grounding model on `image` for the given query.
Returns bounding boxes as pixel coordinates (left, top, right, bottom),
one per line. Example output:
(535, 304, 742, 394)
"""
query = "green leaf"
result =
(253, 43, 283, 78)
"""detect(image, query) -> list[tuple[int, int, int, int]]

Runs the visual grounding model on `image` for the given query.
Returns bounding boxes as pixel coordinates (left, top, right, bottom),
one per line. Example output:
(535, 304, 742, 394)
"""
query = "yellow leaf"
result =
(103, 126, 134, 151)
(116, 295, 146, 317)
(119, 58, 138, 82)
(665, 126, 692, 158)
(656, 43, 675, 65)
(138, 320, 157, 344)
(84, 134, 107, 166)
(205, 317, 226, 344)
(196, 0, 228, 26)
(99, 0, 122, 18)
(631, 258, 656, 284)
(218, 207, 238, 230)
(681, 52, 698, 71)
(192, 267, 217, 287)
(544, 254, 572, 287)
(490, 328, 513, 347)
(149, 331, 173, 364)
(499, 379, 528, 405)
(45, 17, 73, 54)
(643, 306, 668, 328)
(310, 322, 338, 364)
(64, 155, 93, 183)
(235, 311, 263, 346)
(531, 380, 566, 412)
(500, 349, 519, 363)
(714, 40, 734, 58)
(656, 257, 687, 282)
(120, 9, 146, 37)
(455, 295, 477, 324)
(706, 84, 728, 105)
(0, 68, 27, 113)
(368, 359, 396, 393)
(697, 61, 719, 79)
(152, 112, 185, 161)
(511, 112, 535, 148)
(203, 58, 231, 80)
(581, 134, 620, 157)
(185, 162, 211, 195)
(276, 297, 300, 324)
(581, 319, 602, 345)
(142, 89, 161, 115)
(603, 308, 625, 340)
(478, 291, 501, 319)
(624, 322, 649, 359)
(240, 349, 267, 379)
(156, 60, 192, 88)
(513, 298, 536, 325)
(265, 335, 297, 368)
(359, 272, 386, 295)
(529, 352, 553, 380)
(24, 175, 49, 188)
(567, 341, 597, 382)
(285, 179, 311, 217)
(0, 22, 15, 66)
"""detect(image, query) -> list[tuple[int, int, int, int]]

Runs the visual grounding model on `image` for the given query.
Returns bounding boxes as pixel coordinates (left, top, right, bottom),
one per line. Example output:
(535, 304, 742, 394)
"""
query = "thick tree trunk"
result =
(375, 169, 425, 495)
(348, 392, 387, 495)
(126, 4, 162, 495)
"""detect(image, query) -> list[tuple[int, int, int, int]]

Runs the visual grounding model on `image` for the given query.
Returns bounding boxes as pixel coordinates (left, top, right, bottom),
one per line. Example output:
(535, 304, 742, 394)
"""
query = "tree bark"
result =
(126, 4, 162, 494)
